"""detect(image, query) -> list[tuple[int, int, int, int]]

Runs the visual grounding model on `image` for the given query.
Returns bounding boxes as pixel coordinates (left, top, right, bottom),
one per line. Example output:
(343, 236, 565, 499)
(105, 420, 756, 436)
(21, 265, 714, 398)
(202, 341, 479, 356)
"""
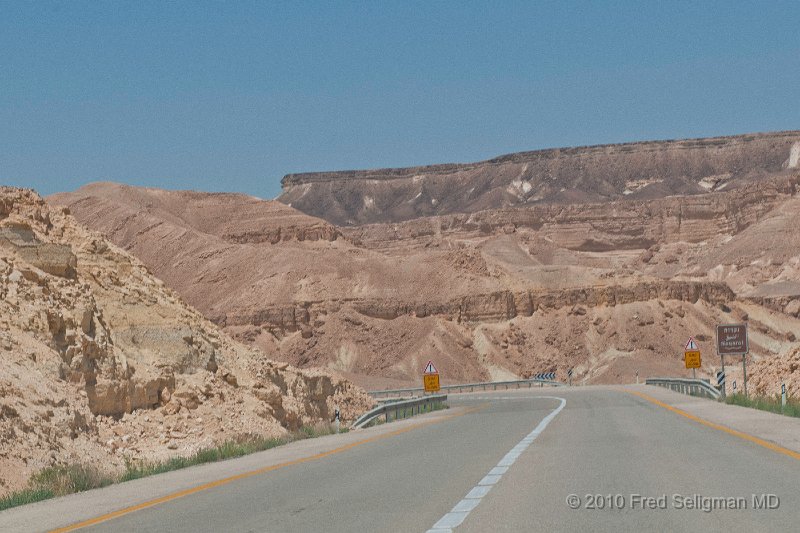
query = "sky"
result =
(2, 1, 799, 199)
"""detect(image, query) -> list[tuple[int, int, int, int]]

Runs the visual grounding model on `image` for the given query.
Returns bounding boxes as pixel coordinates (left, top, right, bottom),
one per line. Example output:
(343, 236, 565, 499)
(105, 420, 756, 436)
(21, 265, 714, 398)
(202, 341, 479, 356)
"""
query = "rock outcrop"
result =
(0, 187, 373, 497)
(280, 131, 800, 226)
(49, 131, 800, 397)
(343, 173, 800, 250)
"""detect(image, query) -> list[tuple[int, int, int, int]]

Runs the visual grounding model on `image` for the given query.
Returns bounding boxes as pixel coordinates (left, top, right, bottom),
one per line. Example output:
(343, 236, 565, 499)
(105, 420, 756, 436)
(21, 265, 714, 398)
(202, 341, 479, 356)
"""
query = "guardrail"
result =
(352, 394, 448, 429)
(368, 378, 565, 399)
(646, 377, 721, 400)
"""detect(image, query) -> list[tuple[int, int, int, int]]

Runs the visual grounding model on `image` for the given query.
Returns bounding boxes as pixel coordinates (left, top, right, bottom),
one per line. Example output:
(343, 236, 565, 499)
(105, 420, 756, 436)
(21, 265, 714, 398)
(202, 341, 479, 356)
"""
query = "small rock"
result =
(784, 300, 800, 317)
(162, 400, 181, 416)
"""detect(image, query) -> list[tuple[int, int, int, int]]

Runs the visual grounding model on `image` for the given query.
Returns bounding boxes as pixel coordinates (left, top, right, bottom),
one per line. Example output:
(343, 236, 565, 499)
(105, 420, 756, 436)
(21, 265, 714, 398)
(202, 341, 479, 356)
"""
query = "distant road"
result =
(4, 387, 800, 532)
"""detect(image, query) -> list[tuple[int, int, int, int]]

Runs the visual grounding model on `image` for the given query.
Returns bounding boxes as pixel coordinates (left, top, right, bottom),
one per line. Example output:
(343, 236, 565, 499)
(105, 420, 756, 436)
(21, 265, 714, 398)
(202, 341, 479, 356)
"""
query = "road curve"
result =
(3, 386, 800, 532)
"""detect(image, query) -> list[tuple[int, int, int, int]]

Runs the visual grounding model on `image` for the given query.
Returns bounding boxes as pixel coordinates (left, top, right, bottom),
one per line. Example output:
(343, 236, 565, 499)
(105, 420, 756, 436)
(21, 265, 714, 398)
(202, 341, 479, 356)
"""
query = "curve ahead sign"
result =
(716, 324, 748, 356)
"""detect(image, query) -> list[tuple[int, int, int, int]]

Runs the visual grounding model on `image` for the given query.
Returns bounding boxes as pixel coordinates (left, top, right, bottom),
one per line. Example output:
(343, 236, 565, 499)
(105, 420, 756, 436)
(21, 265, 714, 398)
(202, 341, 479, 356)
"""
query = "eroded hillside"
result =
(51, 130, 800, 396)
(0, 187, 373, 497)
(279, 131, 800, 225)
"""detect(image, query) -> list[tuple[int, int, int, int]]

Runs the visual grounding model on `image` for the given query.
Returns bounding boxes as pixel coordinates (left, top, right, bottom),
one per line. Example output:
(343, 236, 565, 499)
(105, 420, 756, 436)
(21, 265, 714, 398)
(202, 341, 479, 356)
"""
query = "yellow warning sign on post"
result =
(423, 373, 440, 392)
(423, 360, 440, 392)
(684, 351, 701, 369)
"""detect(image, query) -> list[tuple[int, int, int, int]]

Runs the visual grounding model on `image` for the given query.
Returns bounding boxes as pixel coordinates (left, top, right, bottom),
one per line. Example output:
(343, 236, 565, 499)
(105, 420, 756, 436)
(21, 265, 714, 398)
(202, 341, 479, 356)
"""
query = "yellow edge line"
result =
(50, 404, 486, 533)
(622, 388, 800, 461)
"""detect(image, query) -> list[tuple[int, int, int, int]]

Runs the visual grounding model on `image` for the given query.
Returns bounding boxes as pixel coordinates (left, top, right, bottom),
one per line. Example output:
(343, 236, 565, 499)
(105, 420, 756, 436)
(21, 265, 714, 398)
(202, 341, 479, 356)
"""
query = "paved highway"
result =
(4, 386, 800, 532)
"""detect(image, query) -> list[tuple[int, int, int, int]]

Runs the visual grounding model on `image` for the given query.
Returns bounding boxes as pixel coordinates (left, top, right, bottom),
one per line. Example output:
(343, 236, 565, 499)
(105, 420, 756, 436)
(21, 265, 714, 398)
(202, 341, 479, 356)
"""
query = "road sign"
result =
(423, 360, 440, 392)
(684, 351, 701, 369)
(423, 373, 440, 392)
(716, 324, 748, 355)
(716, 370, 726, 387)
(423, 360, 438, 375)
(567, 368, 573, 377)
(534, 372, 555, 380)
(685, 337, 699, 351)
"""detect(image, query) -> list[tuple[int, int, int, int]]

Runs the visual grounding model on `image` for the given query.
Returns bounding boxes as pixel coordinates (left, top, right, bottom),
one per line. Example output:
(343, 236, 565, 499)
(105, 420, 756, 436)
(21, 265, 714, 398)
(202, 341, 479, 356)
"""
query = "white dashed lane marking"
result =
(426, 396, 566, 532)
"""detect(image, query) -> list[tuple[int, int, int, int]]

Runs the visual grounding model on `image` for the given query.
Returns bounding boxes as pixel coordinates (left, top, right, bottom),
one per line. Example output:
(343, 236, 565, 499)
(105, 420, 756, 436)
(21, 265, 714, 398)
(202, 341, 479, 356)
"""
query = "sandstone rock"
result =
(278, 131, 800, 226)
(0, 186, 373, 499)
(162, 401, 181, 416)
(160, 388, 171, 405)
(785, 300, 800, 317)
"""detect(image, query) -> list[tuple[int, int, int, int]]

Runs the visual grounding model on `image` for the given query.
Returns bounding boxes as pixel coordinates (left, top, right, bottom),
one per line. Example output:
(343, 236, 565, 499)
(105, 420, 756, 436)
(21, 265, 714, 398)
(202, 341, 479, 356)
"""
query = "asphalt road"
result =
(6, 387, 800, 532)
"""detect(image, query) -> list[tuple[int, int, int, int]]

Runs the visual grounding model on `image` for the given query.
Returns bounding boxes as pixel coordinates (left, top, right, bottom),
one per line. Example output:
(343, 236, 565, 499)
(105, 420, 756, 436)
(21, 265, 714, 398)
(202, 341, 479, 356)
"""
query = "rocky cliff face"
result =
(0, 187, 373, 497)
(343, 173, 800, 251)
(52, 141, 800, 394)
(280, 131, 800, 225)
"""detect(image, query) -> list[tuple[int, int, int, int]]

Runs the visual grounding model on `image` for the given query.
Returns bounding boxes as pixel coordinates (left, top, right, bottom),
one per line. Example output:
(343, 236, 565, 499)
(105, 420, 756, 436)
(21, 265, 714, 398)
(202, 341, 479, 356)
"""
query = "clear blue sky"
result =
(2, 1, 799, 199)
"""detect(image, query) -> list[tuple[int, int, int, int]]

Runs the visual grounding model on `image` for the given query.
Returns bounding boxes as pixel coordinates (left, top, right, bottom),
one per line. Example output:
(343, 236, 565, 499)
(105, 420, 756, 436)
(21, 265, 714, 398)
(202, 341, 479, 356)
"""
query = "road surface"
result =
(3, 386, 800, 532)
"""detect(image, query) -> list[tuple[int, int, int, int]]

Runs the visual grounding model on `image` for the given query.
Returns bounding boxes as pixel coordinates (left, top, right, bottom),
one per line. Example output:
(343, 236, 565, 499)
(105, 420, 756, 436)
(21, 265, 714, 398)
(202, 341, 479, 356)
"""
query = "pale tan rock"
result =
(45, 136, 800, 394)
(0, 186, 374, 498)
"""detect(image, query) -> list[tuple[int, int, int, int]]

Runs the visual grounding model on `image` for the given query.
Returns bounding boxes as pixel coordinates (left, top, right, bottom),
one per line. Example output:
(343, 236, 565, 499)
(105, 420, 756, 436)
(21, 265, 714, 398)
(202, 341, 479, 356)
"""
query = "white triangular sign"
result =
(685, 337, 698, 351)
(423, 360, 438, 374)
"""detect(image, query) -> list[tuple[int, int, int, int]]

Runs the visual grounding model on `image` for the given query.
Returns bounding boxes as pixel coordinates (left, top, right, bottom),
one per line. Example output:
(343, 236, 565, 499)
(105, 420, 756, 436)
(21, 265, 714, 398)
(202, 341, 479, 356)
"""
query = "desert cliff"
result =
(0, 187, 373, 497)
(50, 133, 800, 397)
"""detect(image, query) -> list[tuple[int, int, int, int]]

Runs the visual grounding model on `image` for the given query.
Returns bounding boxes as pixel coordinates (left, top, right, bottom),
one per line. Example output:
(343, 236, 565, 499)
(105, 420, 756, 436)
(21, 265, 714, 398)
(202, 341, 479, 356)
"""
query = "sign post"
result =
(717, 324, 749, 398)
(423, 360, 440, 393)
(782, 383, 787, 412)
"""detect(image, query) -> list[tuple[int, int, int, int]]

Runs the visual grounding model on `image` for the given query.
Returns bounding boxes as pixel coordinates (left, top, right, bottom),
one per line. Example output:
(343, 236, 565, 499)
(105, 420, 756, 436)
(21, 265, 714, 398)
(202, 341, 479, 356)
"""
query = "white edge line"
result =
(427, 396, 566, 532)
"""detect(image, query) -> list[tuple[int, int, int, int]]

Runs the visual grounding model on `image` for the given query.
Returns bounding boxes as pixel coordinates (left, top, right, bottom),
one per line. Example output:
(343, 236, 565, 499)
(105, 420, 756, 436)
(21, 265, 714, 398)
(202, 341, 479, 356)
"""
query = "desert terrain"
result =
(49, 131, 800, 398)
(0, 187, 373, 497)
